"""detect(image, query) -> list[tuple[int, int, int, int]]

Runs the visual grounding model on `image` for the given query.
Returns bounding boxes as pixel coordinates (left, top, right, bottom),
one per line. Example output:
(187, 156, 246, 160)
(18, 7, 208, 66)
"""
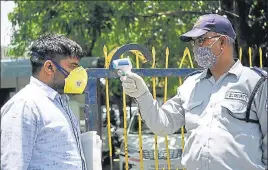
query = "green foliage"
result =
(98, 1, 216, 69)
(219, 0, 268, 66)
(8, 1, 114, 57)
(247, 0, 267, 30)
(7, 1, 219, 96)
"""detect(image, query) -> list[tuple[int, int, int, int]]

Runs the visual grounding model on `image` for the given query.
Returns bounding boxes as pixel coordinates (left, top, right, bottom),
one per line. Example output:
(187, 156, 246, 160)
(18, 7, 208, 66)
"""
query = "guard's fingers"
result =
(125, 72, 142, 81)
(117, 70, 125, 77)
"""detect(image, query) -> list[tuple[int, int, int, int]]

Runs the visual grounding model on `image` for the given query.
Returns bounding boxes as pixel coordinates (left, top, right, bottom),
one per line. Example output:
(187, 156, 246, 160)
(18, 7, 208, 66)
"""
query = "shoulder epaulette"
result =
(184, 70, 203, 81)
(251, 66, 267, 77)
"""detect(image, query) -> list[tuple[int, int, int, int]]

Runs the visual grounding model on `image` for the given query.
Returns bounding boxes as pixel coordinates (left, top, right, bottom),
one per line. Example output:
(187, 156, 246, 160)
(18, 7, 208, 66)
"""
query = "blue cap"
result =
(180, 14, 236, 42)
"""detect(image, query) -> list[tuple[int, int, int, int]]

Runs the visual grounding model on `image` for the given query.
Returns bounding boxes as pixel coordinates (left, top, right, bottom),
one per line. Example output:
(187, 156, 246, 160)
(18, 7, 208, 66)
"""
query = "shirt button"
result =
(203, 161, 207, 166)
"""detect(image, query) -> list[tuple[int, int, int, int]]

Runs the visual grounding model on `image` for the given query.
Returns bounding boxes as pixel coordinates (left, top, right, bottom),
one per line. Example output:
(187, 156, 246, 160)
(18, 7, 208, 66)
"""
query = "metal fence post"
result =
(84, 76, 101, 136)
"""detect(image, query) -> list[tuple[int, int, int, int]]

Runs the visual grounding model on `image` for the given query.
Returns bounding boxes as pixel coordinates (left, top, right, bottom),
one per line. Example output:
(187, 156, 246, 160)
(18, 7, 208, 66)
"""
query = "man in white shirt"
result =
(1, 33, 87, 170)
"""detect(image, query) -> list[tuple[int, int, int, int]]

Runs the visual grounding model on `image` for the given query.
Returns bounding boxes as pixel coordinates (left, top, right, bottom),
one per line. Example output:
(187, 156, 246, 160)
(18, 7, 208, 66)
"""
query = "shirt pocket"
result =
(184, 100, 204, 131)
(219, 100, 248, 135)
(220, 100, 247, 119)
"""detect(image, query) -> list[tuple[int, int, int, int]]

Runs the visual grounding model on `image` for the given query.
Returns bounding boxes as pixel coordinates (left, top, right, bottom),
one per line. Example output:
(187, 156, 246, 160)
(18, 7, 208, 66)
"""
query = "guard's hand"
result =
(119, 71, 149, 98)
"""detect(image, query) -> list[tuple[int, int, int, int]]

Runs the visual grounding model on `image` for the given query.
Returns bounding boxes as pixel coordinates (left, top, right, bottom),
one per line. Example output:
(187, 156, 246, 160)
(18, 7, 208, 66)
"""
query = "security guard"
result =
(120, 14, 267, 170)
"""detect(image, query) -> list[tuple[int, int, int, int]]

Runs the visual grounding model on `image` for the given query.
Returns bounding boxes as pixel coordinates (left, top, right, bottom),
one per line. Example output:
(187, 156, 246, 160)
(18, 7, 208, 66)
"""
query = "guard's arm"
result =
(1, 100, 38, 170)
(121, 72, 185, 136)
(136, 88, 185, 136)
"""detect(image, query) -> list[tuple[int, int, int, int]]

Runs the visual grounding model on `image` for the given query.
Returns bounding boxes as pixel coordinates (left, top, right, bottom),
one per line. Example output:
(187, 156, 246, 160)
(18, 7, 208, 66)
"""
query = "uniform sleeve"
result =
(135, 86, 185, 136)
(1, 100, 38, 170)
(255, 79, 268, 168)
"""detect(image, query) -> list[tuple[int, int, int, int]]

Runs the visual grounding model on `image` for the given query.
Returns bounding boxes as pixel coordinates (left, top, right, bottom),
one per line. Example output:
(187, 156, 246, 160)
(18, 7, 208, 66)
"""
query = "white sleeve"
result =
(1, 99, 38, 170)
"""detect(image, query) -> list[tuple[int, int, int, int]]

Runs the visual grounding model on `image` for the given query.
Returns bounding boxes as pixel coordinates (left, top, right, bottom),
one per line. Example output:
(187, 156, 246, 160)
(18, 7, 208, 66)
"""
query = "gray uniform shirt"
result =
(137, 60, 267, 170)
(1, 76, 86, 170)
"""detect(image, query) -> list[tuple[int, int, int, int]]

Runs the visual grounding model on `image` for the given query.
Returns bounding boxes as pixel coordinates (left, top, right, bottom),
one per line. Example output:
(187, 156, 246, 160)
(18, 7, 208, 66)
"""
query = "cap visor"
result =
(179, 28, 208, 42)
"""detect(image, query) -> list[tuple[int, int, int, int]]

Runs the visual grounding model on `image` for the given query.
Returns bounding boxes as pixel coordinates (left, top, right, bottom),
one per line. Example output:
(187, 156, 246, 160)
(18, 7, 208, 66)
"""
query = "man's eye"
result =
(197, 38, 203, 44)
(70, 65, 79, 69)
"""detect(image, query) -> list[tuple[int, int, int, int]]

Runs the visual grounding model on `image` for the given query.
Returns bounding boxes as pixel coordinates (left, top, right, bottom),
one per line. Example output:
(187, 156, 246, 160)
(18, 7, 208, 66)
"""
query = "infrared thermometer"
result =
(112, 58, 133, 76)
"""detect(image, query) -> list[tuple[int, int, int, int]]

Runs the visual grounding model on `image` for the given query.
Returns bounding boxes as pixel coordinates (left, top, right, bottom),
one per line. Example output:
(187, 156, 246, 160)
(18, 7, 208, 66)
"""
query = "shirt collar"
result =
(228, 59, 243, 78)
(195, 69, 210, 80)
(30, 76, 59, 100)
(195, 59, 243, 80)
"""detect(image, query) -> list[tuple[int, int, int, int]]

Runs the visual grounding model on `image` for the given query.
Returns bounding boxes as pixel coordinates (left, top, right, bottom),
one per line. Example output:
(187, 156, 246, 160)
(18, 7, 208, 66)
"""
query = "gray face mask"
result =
(193, 37, 222, 69)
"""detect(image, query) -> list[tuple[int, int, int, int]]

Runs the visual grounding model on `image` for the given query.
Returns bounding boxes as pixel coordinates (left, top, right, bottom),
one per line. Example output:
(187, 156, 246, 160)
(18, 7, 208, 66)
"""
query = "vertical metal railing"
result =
(163, 47, 172, 170)
(121, 54, 130, 170)
(135, 54, 145, 170)
(103, 46, 114, 170)
(152, 47, 159, 170)
(249, 47, 253, 68)
(259, 48, 263, 68)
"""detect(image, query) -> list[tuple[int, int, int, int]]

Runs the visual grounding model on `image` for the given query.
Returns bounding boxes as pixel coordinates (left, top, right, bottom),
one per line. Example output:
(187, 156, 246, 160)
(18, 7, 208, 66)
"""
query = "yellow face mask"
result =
(47, 59, 88, 94)
(63, 66, 88, 94)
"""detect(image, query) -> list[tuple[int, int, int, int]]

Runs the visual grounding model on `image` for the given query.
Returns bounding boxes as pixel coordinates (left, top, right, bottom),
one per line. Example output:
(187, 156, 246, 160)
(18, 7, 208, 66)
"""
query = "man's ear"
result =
(219, 36, 227, 50)
(44, 60, 54, 75)
(221, 36, 228, 46)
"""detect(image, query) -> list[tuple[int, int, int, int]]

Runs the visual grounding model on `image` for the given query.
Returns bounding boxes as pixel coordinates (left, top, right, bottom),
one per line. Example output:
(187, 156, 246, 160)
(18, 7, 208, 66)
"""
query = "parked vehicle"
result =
(102, 105, 138, 165)
(119, 111, 185, 170)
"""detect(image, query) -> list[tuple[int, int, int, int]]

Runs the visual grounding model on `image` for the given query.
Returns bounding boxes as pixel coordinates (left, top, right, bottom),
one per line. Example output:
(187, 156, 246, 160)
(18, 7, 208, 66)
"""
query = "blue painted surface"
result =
(87, 68, 201, 78)
(84, 78, 98, 131)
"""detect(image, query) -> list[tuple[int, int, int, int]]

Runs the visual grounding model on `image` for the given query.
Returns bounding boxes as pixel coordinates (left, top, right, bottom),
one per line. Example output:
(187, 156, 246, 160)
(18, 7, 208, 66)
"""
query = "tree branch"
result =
(131, 10, 209, 18)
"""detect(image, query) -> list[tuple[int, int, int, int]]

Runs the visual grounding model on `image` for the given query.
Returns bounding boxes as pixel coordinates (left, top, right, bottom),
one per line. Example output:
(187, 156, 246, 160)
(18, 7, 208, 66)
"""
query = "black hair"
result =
(28, 33, 83, 76)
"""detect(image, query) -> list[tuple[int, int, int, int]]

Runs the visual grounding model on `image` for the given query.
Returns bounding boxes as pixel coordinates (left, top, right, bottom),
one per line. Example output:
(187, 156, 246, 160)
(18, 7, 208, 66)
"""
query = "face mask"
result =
(193, 37, 222, 69)
(52, 61, 88, 94)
